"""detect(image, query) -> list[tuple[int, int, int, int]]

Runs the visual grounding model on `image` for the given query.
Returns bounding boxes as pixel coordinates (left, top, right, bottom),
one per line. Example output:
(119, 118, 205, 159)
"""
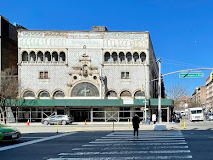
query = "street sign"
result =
(179, 73, 204, 78)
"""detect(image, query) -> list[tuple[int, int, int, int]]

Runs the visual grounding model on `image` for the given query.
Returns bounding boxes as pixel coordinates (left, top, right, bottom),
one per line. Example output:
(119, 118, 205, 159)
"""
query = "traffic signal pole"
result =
(153, 62, 213, 124)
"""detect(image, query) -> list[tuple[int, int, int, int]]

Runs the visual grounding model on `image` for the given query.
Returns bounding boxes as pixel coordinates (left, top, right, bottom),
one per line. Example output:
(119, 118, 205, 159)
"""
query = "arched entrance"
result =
(70, 82, 99, 121)
(71, 82, 99, 97)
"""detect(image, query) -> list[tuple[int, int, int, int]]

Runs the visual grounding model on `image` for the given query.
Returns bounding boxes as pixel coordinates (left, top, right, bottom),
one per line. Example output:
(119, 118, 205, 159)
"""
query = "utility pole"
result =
(157, 58, 162, 123)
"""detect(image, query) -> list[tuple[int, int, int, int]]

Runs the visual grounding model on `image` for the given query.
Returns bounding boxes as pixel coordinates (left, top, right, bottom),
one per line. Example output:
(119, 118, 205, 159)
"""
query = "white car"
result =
(206, 113, 213, 121)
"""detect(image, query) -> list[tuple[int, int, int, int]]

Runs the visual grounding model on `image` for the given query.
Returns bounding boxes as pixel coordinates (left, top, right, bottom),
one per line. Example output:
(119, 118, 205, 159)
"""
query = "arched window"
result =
(104, 52, 110, 62)
(106, 90, 117, 99)
(22, 51, 28, 62)
(30, 51, 36, 62)
(133, 52, 139, 63)
(59, 52, 66, 62)
(140, 52, 146, 63)
(52, 52, 58, 62)
(45, 51, 51, 62)
(71, 82, 99, 97)
(126, 52, 132, 63)
(120, 90, 132, 98)
(134, 90, 145, 99)
(23, 91, 35, 98)
(38, 91, 50, 98)
(53, 91, 65, 98)
(37, 51, 43, 62)
(112, 52, 118, 62)
(119, 52, 125, 63)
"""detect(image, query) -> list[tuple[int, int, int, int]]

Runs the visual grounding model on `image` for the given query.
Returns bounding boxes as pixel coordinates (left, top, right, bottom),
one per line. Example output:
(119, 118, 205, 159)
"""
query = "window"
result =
(39, 71, 49, 79)
(121, 72, 130, 79)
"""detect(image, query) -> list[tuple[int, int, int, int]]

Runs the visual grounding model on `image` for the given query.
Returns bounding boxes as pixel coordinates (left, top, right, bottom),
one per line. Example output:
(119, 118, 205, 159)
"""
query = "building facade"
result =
(0, 15, 21, 72)
(206, 72, 213, 111)
(192, 86, 206, 108)
(15, 26, 173, 122)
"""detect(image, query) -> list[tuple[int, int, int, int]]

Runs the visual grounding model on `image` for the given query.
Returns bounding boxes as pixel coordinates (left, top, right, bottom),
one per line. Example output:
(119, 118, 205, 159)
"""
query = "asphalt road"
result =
(1, 119, 213, 160)
(0, 129, 213, 160)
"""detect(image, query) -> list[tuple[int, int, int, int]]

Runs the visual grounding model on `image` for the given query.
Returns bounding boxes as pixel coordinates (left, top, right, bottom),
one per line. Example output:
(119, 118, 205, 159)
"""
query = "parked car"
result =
(206, 113, 213, 121)
(41, 115, 73, 125)
(180, 111, 186, 116)
(0, 124, 21, 142)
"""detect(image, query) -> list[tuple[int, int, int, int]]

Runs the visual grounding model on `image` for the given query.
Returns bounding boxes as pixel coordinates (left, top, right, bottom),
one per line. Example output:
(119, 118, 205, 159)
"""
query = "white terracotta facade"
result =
(18, 27, 159, 100)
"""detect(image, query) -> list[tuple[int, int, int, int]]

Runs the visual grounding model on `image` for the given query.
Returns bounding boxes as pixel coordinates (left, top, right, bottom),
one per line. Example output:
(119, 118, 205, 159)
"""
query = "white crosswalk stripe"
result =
(48, 130, 193, 160)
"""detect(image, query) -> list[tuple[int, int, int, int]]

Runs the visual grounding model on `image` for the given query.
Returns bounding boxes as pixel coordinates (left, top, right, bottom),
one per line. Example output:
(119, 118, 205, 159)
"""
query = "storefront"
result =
(6, 99, 173, 123)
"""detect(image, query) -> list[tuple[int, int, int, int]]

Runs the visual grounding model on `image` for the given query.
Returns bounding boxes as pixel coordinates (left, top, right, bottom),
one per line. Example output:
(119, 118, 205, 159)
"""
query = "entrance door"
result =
(162, 109, 167, 122)
(70, 109, 90, 122)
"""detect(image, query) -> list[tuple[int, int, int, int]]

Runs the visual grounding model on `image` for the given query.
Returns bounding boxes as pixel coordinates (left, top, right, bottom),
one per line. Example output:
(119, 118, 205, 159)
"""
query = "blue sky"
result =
(1, 0, 213, 96)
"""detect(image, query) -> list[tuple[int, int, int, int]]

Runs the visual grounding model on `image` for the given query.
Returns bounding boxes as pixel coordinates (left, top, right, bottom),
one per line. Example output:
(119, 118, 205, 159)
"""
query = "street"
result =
(0, 120, 213, 160)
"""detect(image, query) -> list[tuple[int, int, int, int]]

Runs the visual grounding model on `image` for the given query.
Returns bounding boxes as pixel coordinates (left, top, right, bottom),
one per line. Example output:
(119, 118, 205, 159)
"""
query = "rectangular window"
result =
(39, 71, 49, 79)
(121, 72, 130, 79)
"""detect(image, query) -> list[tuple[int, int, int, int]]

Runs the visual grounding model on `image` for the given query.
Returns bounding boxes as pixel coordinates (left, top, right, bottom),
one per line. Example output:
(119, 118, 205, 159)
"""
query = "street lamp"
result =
(141, 86, 148, 123)
(157, 58, 162, 123)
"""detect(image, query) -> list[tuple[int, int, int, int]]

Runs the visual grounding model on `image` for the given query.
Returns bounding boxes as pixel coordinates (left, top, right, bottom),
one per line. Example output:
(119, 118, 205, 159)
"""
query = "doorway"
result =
(70, 109, 90, 122)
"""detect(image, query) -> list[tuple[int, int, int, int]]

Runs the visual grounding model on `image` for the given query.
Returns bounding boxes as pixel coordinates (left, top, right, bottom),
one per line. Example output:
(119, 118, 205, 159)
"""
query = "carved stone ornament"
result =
(71, 54, 99, 78)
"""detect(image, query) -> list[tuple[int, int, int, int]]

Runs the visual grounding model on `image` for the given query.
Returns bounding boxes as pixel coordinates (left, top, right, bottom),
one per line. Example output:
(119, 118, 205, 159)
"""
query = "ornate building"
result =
(16, 26, 173, 122)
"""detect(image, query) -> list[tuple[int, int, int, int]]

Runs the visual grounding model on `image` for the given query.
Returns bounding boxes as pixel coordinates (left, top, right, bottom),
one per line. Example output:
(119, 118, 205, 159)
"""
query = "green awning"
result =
(6, 98, 173, 107)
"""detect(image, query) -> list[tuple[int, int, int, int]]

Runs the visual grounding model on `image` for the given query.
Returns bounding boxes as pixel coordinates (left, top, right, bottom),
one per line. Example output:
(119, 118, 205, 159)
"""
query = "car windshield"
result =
(50, 116, 56, 118)
(191, 110, 202, 114)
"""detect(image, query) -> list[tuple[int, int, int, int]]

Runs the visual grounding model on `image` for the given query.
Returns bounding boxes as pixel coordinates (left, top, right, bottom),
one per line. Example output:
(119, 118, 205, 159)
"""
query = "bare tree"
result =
(0, 67, 20, 124)
(167, 84, 190, 110)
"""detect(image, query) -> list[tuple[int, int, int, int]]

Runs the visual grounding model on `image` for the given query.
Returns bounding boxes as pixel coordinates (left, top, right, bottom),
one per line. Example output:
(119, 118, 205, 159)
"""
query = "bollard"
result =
(180, 119, 181, 127)
(128, 119, 130, 127)
(56, 121, 59, 133)
(183, 119, 186, 129)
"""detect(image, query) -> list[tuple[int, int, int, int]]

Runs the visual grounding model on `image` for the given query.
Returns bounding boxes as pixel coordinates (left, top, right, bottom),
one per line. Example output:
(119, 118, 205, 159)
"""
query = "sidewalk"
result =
(2, 122, 180, 133)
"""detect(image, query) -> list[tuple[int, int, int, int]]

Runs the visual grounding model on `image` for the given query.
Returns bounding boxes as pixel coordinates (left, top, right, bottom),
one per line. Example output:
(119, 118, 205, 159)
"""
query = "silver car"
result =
(41, 115, 73, 125)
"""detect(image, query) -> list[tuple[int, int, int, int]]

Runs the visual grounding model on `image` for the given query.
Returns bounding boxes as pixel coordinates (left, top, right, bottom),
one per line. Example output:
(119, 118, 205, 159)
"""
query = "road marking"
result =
(92, 140, 186, 143)
(89, 141, 186, 144)
(59, 150, 191, 156)
(21, 137, 46, 139)
(103, 135, 185, 138)
(83, 142, 187, 146)
(72, 145, 189, 151)
(0, 132, 77, 152)
(48, 155, 193, 160)
(48, 130, 192, 160)
(97, 138, 185, 140)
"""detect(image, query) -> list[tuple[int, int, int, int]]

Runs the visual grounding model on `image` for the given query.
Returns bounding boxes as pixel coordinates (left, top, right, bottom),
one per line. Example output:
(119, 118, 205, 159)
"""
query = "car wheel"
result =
(62, 121, 66, 125)
(43, 121, 48, 125)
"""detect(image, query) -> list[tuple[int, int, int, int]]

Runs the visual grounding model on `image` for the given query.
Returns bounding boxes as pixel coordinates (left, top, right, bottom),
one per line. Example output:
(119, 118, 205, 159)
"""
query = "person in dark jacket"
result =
(132, 114, 140, 138)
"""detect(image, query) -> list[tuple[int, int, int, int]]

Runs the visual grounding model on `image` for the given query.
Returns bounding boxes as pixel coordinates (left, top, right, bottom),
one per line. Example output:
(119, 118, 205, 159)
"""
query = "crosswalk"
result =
(48, 130, 193, 160)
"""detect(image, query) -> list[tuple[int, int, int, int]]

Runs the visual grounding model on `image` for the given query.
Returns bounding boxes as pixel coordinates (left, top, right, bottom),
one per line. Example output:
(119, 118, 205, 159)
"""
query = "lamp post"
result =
(143, 99, 148, 123)
(157, 58, 162, 123)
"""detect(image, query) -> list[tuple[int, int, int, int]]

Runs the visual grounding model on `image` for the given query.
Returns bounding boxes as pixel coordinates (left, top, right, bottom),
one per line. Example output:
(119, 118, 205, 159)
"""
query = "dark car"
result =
(41, 115, 73, 125)
(0, 124, 21, 142)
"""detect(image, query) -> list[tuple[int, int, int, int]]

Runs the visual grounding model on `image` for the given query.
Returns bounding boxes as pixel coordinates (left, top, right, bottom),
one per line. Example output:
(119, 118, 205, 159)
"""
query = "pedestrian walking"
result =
(132, 114, 140, 138)
(152, 113, 157, 124)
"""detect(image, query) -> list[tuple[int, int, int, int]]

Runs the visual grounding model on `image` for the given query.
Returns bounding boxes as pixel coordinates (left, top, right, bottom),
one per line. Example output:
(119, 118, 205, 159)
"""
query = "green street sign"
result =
(179, 73, 204, 78)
